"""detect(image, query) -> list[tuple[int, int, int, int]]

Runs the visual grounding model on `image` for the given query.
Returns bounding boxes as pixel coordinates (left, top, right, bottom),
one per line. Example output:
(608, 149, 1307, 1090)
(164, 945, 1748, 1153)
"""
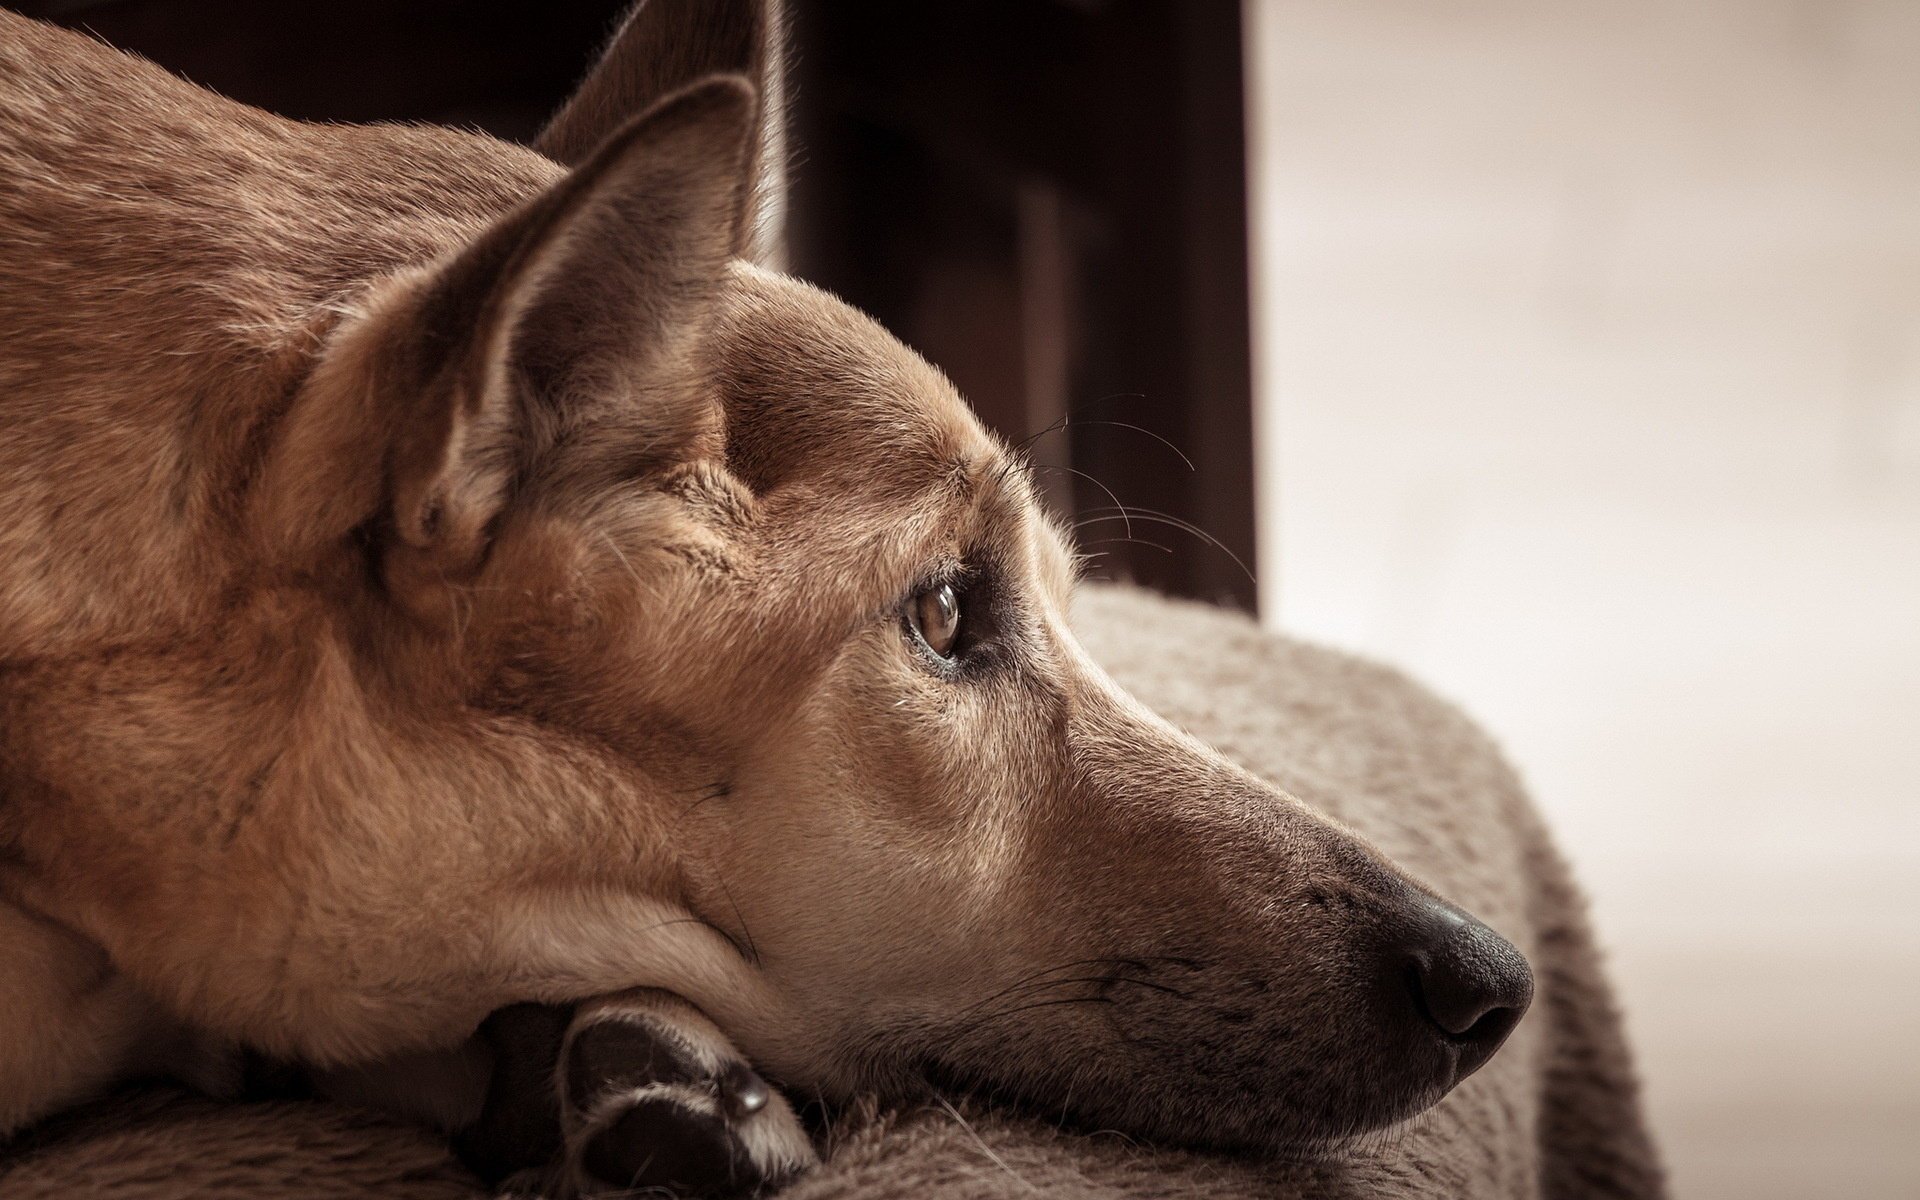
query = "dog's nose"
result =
(1400, 898, 1534, 1078)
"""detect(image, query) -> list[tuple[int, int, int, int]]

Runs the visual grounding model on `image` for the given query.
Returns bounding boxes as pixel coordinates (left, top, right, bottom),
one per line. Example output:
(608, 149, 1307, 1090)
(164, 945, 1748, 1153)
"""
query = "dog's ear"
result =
(537, 0, 781, 263)
(257, 78, 752, 620)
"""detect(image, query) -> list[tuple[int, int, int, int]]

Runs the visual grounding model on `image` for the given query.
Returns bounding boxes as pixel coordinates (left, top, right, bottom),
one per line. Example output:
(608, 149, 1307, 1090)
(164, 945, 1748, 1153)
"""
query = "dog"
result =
(0, 2, 1535, 1195)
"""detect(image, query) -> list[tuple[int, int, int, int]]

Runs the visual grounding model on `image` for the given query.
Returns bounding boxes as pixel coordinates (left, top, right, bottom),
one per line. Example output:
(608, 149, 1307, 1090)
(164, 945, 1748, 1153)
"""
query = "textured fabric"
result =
(0, 585, 1663, 1198)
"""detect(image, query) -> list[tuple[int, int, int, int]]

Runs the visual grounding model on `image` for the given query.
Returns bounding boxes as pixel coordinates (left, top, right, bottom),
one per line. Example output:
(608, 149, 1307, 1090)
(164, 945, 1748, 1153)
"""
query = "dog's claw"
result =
(721, 1062, 770, 1117)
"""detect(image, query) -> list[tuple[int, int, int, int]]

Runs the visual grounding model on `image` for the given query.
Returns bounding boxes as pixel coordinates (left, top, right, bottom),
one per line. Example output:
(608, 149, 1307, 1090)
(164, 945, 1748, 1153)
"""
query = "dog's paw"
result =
(558, 990, 816, 1198)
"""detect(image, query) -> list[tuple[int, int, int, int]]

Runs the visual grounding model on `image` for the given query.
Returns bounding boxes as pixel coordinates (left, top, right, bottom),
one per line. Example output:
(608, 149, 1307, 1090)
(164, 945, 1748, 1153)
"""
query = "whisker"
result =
(959, 995, 1115, 1033)
(598, 530, 646, 591)
(1025, 418, 1197, 472)
(1042, 974, 1193, 1000)
(1033, 463, 1130, 540)
(673, 780, 732, 827)
(1012, 413, 1071, 457)
(953, 958, 1148, 1020)
(933, 1096, 1036, 1191)
(1011, 391, 1149, 456)
(714, 876, 761, 965)
(1072, 508, 1257, 590)
(1075, 535, 1175, 557)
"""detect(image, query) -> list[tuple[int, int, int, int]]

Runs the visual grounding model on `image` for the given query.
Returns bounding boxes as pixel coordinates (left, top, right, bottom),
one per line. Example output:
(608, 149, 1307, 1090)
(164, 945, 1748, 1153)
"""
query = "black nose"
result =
(1402, 899, 1534, 1078)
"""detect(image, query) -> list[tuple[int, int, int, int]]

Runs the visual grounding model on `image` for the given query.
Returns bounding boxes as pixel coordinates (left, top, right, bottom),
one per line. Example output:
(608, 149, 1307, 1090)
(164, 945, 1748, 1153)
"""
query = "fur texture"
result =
(0, 4, 1656, 1194)
(0, 586, 1662, 1198)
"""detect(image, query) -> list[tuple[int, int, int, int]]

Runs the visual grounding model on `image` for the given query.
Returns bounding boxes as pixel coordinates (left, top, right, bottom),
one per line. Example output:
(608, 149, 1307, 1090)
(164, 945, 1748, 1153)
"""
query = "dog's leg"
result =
(555, 990, 817, 1197)
(0, 901, 146, 1134)
(454, 991, 815, 1199)
(0, 900, 250, 1134)
(449, 1003, 571, 1187)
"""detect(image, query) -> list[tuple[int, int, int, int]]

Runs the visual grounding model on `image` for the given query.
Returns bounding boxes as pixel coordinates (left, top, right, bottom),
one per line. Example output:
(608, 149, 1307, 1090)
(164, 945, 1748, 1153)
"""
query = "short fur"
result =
(0, 5, 1658, 1195)
(0, 588, 1663, 1198)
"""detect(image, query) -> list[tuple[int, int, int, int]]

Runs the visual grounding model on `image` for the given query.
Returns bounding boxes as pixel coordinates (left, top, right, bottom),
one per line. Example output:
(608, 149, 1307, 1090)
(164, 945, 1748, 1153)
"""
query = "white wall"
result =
(1245, 2, 1920, 1197)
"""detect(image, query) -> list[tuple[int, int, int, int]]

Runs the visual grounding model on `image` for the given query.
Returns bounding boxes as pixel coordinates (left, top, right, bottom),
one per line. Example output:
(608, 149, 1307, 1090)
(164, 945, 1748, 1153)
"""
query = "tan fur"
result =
(2, 0, 1542, 1167)
(0, 589, 1665, 1200)
(0, 904, 168, 1132)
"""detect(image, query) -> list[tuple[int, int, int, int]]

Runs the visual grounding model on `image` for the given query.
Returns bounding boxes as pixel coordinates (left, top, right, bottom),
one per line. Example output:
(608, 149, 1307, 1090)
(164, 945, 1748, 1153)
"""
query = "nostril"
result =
(1459, 999, 1524, 1046)
(1408, 957, 1529, 1041)
(1402, 904, 1534, 1070)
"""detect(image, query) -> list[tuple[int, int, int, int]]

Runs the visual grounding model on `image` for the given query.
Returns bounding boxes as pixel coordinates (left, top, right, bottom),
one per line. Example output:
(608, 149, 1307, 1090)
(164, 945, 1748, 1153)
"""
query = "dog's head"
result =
(1, 2, 1530, 1154)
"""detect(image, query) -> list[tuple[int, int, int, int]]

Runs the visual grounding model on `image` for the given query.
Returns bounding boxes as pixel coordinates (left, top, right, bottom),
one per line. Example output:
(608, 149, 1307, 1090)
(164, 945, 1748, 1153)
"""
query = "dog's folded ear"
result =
(255, 77, 754, 622)
(538, 0, 781, 262)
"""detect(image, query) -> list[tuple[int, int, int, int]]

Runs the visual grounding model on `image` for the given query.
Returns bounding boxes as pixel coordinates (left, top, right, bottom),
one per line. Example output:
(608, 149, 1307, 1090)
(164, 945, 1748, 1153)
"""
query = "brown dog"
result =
(0, 3, 1533, 1195)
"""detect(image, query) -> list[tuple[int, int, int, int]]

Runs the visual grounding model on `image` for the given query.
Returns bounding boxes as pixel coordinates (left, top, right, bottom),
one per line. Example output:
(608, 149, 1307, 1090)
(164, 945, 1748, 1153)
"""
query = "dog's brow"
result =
(943, 455, 1038, 547)
(979, 450, 1038, 506)
(942, 452, 1051, 577)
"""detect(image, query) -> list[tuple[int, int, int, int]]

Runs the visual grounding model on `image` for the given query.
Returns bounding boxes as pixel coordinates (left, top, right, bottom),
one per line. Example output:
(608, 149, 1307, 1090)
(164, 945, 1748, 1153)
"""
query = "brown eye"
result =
(909, 582, 962, 659)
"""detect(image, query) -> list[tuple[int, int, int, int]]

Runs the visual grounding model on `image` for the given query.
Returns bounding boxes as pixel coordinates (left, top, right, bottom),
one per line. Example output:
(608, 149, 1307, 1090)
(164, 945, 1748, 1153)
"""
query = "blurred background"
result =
(1247, 4, 1920, 1197)
(19, 1, 1919, 1196)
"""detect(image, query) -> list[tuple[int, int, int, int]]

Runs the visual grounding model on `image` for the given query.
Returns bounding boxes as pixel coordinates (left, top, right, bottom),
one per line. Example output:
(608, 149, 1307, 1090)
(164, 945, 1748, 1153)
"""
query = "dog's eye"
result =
(908, 582, 962, 659)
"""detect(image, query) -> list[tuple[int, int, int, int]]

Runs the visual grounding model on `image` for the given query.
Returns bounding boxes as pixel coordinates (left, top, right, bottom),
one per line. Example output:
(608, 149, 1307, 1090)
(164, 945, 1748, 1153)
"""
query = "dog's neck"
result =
(0, 566, 712, 1060)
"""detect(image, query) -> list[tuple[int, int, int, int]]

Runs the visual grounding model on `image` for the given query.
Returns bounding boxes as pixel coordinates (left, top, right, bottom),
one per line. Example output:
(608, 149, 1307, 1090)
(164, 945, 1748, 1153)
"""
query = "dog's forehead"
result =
(713, 265, 999, 496)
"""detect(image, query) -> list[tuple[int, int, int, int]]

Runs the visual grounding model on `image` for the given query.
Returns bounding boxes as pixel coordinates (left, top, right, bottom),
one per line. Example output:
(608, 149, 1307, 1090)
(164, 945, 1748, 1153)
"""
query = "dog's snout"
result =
(1398, 898, 1534, 1079)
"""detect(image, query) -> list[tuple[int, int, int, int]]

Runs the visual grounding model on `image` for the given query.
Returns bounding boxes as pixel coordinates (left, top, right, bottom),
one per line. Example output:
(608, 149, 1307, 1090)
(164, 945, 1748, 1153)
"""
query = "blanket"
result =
(0, 585, 1664, 1198)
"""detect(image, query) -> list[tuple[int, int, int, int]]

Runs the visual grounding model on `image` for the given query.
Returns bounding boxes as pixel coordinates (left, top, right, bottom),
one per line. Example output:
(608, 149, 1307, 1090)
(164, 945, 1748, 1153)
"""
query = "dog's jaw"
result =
(486, 887, 856, 1094)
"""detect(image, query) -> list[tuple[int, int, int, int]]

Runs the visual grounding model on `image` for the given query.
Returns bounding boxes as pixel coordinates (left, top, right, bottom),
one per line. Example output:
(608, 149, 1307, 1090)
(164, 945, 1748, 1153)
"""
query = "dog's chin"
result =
(902, 1051, 1449, 1161)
